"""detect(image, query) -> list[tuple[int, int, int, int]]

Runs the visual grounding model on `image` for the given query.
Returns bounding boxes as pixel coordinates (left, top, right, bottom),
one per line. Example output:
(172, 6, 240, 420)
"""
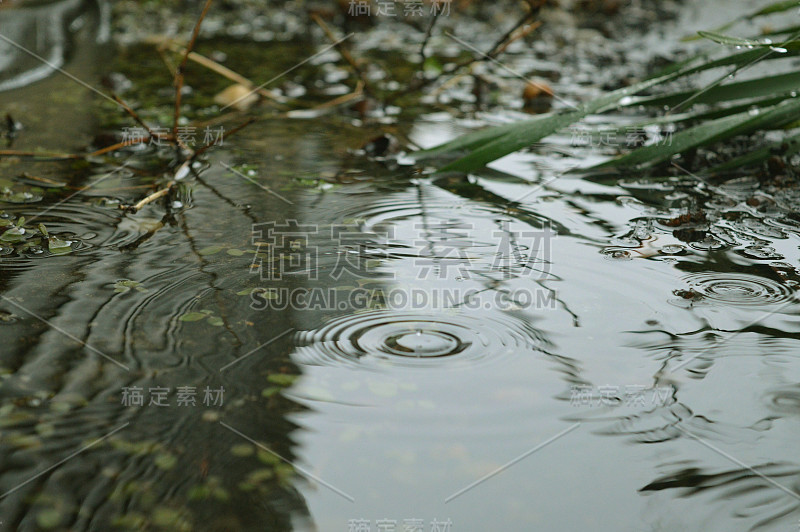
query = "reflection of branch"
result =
(312, 13, 373, 97)
(0, 137, 148, 161)
(174, 0, 214, 139)
(387, 1, 545, 104)
(112, 94, 167, 143)
(117, 212, 171, 252)
(194, 117, 256, 157)
(419, 9, 442, 64)
(312, 81, 364, 111)
(160, 40, 285, 105)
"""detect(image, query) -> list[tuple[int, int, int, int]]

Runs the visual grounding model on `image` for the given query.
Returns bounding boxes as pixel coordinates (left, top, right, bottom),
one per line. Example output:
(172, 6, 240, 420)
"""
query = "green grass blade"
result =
(592, 97, 800, 169)
(418, 72, 683, 172)
(748, 0, 800, 18)
(708, 129, 800, 172)
(414, 114, 554, 160)
(629, 71, 800, 107)
(697, 30, 792, 48)
(681, 2, 799, 42)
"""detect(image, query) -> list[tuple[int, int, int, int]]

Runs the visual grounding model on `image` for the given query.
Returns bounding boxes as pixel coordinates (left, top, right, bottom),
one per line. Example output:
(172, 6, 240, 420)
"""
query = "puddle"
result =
(1, 1, 800, 531)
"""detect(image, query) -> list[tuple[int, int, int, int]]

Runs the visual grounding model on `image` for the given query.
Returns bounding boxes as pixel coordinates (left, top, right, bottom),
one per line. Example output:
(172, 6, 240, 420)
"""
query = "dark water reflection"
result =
(1, 3, 800, 532)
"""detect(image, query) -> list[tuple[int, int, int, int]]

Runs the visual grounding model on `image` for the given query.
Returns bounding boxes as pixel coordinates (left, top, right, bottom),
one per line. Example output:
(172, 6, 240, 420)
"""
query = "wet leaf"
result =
(198, 245, 223, 256)
(246, 468, 275, 483)
(112, 513, 147, 528)
(188, 485, 212, 500)
(47, 235, 72, 254)
(1, 226, 25, 243)
(231, 444, 254, 457)
(697, 30, 778, 48)
(180, 312, 207, 322)
(152, 506, 190, 530)
(114, 280, 148, 294)
(154, 453, 177, 470)
(267, 374, 298, 387)
(214, 83, 259, 111)
(256, 449, 280, 466)
(261, 387, 282, 398)
(36, 508, 63, 529)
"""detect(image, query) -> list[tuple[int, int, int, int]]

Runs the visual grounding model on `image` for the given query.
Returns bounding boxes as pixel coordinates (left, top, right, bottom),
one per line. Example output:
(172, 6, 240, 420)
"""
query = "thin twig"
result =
(163, 42, 285, 105)
(0, 150, 80, 159)
(386, 0, 545, 104)
(127, 181, 175, 212)
(194, 117, 257, 157)
(86, 138, 149, 158)
(155, 42, 178, 77)
(485, 4, 540, 60)
(17, 173, 67, 187)
(312, 81, 365, 110)
(311, 13, 373, 97)
(419, 9, 442, 64)
(112, 94, 169, 143)
(174, 0, 214, 139)
(492, 20, 541, 57)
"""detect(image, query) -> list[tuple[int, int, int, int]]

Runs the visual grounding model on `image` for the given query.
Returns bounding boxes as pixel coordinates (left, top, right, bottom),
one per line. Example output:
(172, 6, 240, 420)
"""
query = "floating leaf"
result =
(114, 280, 148, 293)
(47, 236, 72, 255)
(154, 453, 177, 470)
(36, 508, 63, 529)
(151, 507, 190, 529)
(261, 387, 282, 398)
(187, 485, 212, 500)
(207, 316, 224, 327)
(112, 513, 147, 528)
(179, 312, 207, 322)
(267, 374, 298, 387)
(198, 245, 223, 256)
(1, 226, 25, 243)
(246, 468, 275, 483)
(231, 444, 254, 457)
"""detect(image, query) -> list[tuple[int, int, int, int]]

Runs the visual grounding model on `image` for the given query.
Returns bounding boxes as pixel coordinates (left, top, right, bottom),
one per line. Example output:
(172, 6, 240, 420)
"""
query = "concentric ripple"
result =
(681, 272, 796, 307)
(293, 310, 544, 369)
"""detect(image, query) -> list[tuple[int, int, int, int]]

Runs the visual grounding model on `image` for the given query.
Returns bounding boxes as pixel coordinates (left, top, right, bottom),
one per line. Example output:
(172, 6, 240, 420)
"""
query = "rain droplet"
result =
(659, 244, 687, 255)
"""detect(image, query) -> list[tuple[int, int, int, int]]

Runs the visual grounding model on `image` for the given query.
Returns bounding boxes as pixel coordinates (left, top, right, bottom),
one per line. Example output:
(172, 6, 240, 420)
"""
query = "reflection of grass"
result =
(421, 0, 800, 176)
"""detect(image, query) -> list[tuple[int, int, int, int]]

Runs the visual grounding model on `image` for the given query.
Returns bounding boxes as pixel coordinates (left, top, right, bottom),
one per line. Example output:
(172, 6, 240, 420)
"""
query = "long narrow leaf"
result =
(698, 30, 794, 48)
(629, 71, 800, 107)
(708, 129, 800, 172)
(418, 72, 684, 172)
(414, 114, 554, 160)
(748, 0, 800, 18)
(592, 97, 800, 169)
